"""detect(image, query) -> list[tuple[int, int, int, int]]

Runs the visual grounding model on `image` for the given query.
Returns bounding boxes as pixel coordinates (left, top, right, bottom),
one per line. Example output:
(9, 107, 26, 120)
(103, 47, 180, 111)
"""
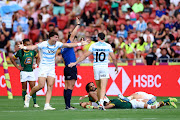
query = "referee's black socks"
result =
(64, 89, 67, 107)
(66, 89, 72, 108)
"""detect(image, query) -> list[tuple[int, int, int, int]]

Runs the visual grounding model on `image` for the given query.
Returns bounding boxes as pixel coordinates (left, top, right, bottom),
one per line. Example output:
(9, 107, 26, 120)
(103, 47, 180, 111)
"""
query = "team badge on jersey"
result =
(24, 57, 32, 64)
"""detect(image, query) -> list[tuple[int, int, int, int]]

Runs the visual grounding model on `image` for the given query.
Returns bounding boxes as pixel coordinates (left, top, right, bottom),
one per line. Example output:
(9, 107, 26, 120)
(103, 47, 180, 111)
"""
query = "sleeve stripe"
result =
(13, 55, 17, 59)
(109, 103, 115, 106)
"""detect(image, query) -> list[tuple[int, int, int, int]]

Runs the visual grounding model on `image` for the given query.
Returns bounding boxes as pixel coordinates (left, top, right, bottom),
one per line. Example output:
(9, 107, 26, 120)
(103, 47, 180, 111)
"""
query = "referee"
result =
(61, 17, 81, 110)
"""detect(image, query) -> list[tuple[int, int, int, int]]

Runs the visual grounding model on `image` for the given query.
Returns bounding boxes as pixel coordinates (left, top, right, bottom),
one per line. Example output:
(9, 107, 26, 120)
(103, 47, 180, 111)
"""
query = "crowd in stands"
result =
(0, 0, 180, 65)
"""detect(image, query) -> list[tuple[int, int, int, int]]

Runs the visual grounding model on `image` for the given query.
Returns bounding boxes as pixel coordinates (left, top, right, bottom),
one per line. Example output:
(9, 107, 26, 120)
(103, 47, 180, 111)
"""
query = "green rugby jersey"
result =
(14, 50, 37, 72)
(110, 98, 132, 109)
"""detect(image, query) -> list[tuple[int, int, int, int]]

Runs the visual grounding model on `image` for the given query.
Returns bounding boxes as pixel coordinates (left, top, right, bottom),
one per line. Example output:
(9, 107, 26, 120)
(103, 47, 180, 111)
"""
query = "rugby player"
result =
(18, 32, 88, 110)
(69, 32, 118, 110)
(11, 39, 40, 108)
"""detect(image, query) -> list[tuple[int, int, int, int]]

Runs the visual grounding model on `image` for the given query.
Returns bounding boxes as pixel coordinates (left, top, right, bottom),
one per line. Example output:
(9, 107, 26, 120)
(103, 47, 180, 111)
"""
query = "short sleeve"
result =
(109, 44, 113, 53)
(56, 41, 63, 48)
(14, 50, 21, 58)
(33, 50, 38, 57)
(88, 44, 93, 52)
(37, 42, 44, 49)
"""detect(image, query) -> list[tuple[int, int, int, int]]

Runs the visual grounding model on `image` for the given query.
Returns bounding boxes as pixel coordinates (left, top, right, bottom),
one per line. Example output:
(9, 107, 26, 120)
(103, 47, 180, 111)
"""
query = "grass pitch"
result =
(0, 96, 180, 120)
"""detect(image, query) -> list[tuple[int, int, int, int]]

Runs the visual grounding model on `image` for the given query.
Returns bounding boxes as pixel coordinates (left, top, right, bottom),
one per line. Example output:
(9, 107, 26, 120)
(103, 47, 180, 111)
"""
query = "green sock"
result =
(95, 100, 99, 105)
(162, 99, 170, 106)
(22, 89, 26, 101)
(32, 93, 36, 104)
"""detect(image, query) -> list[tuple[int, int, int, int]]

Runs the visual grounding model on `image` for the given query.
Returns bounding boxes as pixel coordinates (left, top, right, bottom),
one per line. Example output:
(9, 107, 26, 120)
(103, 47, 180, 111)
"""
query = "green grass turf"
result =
(0, 96, 180, 120)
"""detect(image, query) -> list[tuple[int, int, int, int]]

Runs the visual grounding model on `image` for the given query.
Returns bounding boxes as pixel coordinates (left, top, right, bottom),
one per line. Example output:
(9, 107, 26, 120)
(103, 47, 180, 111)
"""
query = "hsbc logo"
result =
(106, 67, 131, 95)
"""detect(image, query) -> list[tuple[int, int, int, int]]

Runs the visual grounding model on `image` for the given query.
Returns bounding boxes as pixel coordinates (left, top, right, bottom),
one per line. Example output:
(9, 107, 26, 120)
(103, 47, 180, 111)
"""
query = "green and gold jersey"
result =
(110, 98, 132, 109)
(14, 50, 37, 72)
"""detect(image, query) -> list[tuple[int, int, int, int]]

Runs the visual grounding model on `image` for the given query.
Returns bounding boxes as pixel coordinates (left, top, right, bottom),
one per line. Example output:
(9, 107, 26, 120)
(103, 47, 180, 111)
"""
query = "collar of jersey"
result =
(47, 40, 55, 46)
(24, 50, 29, 52)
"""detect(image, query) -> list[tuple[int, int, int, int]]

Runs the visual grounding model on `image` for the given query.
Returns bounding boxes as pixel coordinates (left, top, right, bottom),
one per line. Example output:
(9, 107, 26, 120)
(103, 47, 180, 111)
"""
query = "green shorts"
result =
(53, 6, 65, 15)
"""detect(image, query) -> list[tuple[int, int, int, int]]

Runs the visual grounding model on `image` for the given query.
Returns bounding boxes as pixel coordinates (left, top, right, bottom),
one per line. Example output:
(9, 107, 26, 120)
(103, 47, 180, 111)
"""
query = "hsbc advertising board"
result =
(0, 66, 180, 96)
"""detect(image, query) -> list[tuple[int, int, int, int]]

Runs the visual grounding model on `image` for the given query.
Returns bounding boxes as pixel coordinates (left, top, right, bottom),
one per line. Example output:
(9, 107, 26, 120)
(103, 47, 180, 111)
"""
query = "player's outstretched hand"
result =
(68, 62, 76, 68)
(18, 43, 24, 49)
(76, 17, 80, 25)
(115, 67, 118, 74)
(79, 97, 83, 100)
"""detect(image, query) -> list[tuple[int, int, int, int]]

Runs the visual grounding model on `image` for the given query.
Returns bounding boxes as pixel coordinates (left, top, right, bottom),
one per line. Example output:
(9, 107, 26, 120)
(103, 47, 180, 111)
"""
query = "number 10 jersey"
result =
(89, 41, 113, 68)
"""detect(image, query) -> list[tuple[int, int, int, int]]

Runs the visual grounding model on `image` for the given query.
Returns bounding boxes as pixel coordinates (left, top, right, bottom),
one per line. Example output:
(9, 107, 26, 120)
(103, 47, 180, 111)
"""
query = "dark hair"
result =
(23, 39, 30, 44)
(68, 32, 77, 39)
(49, 32, 58, 39)
(49, 24, 54, 27)
(86, 82, 93, 93)
(98, 32, 105, 40)
(139, 37, 145, 45)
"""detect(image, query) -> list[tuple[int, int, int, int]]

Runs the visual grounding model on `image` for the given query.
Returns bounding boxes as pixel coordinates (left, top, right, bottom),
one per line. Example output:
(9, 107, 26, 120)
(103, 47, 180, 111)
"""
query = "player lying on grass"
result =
(85, 97, 178, 110)
(118, 91, 157, 105)
(79, 82, 110, 108)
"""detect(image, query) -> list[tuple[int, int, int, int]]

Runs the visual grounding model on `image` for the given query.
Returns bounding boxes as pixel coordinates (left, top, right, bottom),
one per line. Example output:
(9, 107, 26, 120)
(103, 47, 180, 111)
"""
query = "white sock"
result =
(127, 97, 132, 101)
(100, 99, 104, 106)
(45, 103, 50, 107)
(27, 94, 32, 98)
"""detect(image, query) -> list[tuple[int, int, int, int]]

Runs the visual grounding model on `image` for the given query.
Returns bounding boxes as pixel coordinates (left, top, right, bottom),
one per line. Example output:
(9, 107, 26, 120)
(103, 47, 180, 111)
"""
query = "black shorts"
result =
(64, 66, 77, 80)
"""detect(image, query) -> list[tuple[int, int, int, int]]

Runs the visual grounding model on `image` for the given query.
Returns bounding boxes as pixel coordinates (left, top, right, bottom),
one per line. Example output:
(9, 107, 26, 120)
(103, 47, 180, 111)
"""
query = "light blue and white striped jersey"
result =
(89, 41, 113, 67)
(37, 41, 63, 67)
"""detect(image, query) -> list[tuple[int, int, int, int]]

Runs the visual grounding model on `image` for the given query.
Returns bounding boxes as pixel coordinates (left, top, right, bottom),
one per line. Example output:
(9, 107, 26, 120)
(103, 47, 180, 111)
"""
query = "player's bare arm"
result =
(62, 40, 88, 48)
(10, 56, 23, 70)
(69, 17, 80, 42)
(18, 44, 38, 50)
(68, 51, 92, 67)
(109, 52, 119, 74)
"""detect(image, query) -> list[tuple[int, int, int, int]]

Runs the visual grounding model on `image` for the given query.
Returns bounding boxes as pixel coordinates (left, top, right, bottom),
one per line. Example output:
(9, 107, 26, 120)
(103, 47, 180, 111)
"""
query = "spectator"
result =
(107, 19, 116, 35)
(77, 25, 86, 41)
(176, 29, 180, 42)
(115, 37, 126, 53)
(165, 16, 174, 30)
(173, 14, 180, 31)
(134, 31, 142, 43)
(101, 8, 109, 22)
(28, 17, 35, 30)
(126, 8, 136, 21)
(1, 22, 11, 40)
(164, 28, 175, 42)
(54, 26, 64, 40)
(82, 11, 94, 26)
(145, 46, 157, 65)
(79, 0, 90, 10)
(83, 37, 95, 52)
(107, 36, 116, 51)
(14, 26, 25, 42)
(134, 50, 145, 64)
(92, 13, 103, 27)
(111, 9, 119, 22)
(37, 14, 43, 30)
(144, 36, 153, 53)
(18, 11, 29, 35)
(143, 1, 152, 14)
(143, 28, 154, 42)
(67, 0, 81, 21)
(110, 0, 121, 17)
(155, 23, 166, 42)
(91, 29, 99, 42)
(136, 37, 146, 53)
(40, 7, 51, 23)
(125, 38, 136, 54)
(77, 49, 91, 63)
(158, 48, 170, 63)
(125, 19, 133, 33)
(0, 33, 10, 53)
(1, 12, 13, 30)
(175, 42, 180, 55)
(119, 0, 130, 16)
(132, 0, 144, 13)
(51, 0, 66, 16)
(154, 4, 166, 24)
(147, 22, 154, 34)
(117, 24, 128, 38)
(133, 16, 147, 32)
(174, 2, 180, 17)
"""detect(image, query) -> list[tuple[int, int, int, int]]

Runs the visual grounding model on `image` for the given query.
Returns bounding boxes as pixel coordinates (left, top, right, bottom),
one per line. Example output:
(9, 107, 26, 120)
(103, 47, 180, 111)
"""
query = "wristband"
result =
(34, 64, 38, 68)
(77, 43, 82, 46)
(23, 46, 27, 50)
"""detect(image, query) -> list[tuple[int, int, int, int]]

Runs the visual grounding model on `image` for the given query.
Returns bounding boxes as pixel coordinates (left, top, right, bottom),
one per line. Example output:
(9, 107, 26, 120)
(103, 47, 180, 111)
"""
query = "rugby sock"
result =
(22, 89, 26, 101)
(100, 99, 104, 106)
(64, 89, 67, 107)
(161, 99, 170, 106)
(66, 89, 72, 108)
(95, 100, 99, 105)
(45, 103, 50, 107)
(32, 93, 36, 104)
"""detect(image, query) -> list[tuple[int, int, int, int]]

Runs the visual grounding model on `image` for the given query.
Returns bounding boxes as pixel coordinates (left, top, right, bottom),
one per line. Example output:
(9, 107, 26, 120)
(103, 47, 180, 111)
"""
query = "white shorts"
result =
(130, 99, 145, 109)
(135, 92, 155, 100)
(93, 67, 109, 80)
(20, 71, 36, 82)
(38, 65, 55, 78)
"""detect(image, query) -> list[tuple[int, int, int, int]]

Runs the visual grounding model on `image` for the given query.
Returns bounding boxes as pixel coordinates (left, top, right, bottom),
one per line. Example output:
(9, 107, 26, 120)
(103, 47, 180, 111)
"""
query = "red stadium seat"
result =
(141, 13, 150, 21)
(172, 46, 177, 51)
(57, 16, 68, 30)
(116, 19, 126, 25)
(172, 32, 178, 40)
(84, 3, 97, 13)
(28, 29, 40, 44)
(129, 33, 137, 40)
(150, 12, 156, 19)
